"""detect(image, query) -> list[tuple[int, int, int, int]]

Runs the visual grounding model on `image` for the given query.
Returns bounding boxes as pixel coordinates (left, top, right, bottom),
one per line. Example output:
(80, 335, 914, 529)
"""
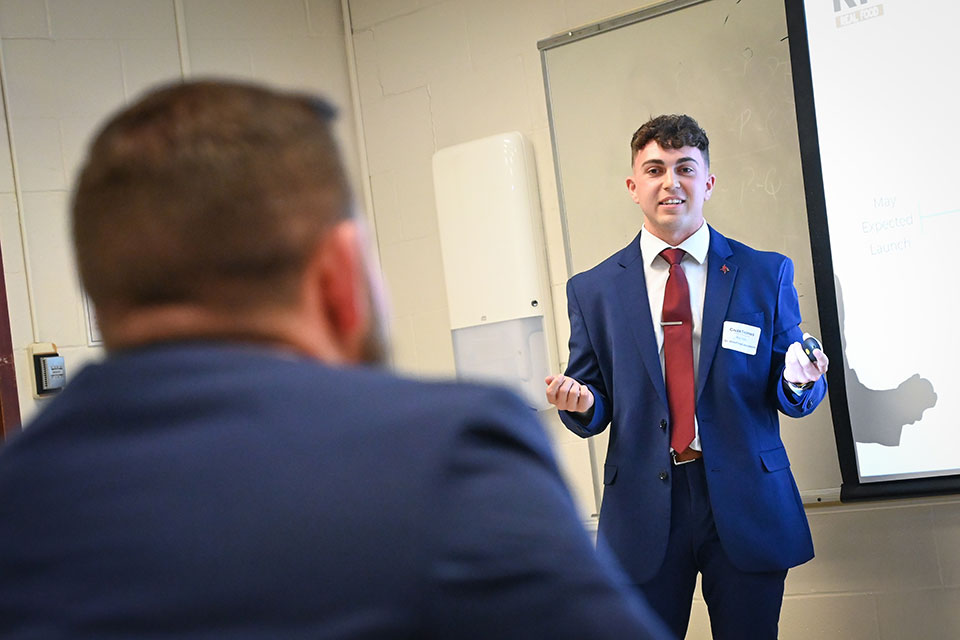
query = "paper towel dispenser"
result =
(433, 132, 556, 410)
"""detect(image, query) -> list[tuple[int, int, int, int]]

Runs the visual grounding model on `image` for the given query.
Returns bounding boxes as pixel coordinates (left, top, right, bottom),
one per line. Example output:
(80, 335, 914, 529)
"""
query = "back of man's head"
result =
(73, 80, 352, 339)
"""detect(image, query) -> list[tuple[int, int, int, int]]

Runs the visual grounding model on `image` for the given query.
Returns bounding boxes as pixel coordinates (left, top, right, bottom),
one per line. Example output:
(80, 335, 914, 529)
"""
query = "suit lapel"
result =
(615, 235, 668, 407)
(697, 227, 736, 401)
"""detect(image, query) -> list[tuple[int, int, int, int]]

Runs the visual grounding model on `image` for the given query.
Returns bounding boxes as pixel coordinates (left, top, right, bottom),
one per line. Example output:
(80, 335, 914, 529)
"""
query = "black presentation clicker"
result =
(801, 335, 822, 363)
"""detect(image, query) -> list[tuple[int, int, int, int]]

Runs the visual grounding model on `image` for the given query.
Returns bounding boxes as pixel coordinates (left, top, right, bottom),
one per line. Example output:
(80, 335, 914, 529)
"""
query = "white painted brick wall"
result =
(0, 0, 360, 424)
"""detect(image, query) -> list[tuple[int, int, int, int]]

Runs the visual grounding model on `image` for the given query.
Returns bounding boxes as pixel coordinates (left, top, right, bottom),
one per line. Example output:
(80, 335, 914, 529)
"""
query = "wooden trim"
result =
(0, 240, 22, 437)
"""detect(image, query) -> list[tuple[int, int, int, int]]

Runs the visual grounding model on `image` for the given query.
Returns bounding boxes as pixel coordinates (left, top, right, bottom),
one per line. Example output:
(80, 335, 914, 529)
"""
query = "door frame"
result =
(0, 240, 21, 437)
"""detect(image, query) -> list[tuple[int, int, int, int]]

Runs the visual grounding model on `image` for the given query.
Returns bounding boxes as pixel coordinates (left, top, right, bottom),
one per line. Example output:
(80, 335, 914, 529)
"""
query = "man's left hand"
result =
(783, 340, 828, 386)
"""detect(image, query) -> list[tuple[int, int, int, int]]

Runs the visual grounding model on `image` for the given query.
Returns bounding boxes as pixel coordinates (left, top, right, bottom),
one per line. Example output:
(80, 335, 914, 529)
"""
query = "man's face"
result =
(625, 142, 715, 244)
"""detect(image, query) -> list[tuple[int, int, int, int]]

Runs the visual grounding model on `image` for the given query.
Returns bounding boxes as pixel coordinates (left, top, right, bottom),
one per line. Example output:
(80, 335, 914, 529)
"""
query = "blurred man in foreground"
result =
(0, 80, 670, 639)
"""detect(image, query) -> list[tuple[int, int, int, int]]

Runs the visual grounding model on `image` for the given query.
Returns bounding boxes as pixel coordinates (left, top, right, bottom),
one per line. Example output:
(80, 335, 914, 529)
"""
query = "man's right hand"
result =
(545, 374, 595, 413)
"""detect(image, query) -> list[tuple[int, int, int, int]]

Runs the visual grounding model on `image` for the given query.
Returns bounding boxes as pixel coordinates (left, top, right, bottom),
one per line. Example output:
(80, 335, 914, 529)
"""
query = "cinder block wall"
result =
(0, 0, 361, 423)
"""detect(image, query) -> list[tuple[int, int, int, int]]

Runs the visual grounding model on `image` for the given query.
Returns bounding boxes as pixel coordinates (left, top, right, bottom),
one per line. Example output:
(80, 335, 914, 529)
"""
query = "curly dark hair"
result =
(629, 114, 709, 168)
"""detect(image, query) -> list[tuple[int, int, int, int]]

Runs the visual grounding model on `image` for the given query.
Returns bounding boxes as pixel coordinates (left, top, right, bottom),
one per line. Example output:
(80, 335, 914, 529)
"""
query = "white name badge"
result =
(721, 321, 761, 356)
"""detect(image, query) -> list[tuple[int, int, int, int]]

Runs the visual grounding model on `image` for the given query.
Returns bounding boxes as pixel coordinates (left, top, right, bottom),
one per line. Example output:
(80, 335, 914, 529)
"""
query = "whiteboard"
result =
(540, 0, 841, 501)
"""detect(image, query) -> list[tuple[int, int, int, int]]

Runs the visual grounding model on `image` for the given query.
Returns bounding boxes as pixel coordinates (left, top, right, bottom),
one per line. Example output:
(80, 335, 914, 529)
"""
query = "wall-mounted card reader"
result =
(28, 342, 66, 398)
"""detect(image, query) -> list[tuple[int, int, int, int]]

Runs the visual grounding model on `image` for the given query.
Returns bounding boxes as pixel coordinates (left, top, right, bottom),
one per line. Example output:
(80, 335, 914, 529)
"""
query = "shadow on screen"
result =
(836, 277, 937, 446)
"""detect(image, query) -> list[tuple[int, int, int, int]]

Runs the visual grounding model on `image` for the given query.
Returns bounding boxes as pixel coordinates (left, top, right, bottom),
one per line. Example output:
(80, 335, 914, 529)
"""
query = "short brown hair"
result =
(73, 80, 352, 317)
(630, 114, 709, 168)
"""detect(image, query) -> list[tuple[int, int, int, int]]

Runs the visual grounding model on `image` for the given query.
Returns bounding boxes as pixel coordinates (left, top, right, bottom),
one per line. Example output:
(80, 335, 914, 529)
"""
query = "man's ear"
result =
(308, 220, 372, 362)
(626, 176, 641, 204)
(703, 173, 717, 201)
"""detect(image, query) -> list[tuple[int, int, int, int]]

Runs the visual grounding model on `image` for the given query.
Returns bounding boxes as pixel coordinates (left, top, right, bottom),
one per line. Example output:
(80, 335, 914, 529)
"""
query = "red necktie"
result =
(660, 248, 695, 454)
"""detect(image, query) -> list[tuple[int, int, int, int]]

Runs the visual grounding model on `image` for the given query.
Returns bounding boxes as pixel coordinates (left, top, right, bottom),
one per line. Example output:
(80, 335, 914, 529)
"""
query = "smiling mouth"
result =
(659, 198, 685, 205)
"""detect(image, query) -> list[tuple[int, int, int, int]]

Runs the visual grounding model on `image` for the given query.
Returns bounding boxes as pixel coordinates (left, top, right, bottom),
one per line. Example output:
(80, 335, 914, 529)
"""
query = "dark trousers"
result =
(635, 459, 787, 639)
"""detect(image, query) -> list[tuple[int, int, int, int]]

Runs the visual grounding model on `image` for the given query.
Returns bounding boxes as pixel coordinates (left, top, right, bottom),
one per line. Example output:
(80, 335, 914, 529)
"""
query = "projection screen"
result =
(785, 0, 960, 500)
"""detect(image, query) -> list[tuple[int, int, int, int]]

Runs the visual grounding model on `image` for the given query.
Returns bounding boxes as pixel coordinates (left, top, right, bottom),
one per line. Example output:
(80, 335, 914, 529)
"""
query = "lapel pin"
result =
(720, 264, 730, 274)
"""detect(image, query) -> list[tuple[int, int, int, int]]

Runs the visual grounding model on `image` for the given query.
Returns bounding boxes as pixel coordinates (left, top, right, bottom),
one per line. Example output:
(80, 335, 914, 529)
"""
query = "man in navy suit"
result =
(0, 81, 671, 639)
(545, 115, 829, 639)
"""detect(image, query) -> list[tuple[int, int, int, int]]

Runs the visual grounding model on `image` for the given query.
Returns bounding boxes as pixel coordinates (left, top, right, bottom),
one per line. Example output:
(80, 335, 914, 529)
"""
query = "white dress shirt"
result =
(639, 222, 709, 452)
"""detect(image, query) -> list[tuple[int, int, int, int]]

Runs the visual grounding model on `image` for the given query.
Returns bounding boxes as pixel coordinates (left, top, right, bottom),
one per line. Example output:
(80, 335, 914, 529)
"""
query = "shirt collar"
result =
(640, 222, 710, 267)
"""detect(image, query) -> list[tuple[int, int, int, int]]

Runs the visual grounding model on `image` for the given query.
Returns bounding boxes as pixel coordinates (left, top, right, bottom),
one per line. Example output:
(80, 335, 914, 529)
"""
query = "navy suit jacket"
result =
(560, 226, 826, 584)
(0, 343, 671, 639)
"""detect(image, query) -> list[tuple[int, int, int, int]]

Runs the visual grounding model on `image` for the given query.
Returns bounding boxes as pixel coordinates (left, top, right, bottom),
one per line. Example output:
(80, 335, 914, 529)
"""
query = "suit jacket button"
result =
(660, 419, 668, 430)
(659, 471, 668, 481)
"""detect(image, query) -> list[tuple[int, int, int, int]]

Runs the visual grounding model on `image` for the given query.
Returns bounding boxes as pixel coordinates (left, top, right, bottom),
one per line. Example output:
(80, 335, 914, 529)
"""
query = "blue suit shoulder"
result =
(714, 230, 795, 291)
(722, 233, 790, 266)
(330, 366, 548, 439)
(569, 238, 638, 285)
(10, 345, 548, 463)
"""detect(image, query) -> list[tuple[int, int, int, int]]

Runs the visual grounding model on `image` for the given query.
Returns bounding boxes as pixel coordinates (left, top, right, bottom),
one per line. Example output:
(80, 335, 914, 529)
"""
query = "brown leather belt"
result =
(672, 448, 703, 465)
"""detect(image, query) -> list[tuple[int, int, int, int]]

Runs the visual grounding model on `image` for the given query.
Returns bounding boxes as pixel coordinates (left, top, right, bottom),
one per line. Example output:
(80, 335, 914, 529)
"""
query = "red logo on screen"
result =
(834, 0, 869, 10)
